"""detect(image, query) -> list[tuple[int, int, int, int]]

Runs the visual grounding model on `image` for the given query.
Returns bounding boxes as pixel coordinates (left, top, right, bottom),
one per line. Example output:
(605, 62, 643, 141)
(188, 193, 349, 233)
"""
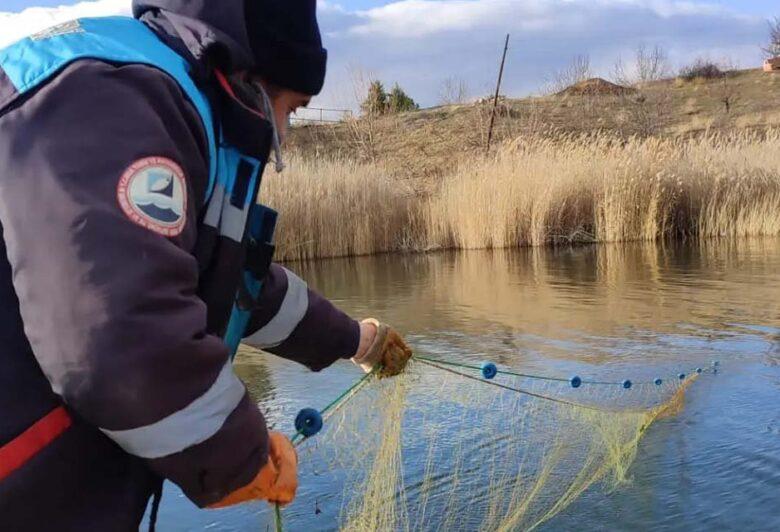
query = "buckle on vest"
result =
(235, 238, 275, 312)
(236, 279, 258, 312)
(246, 239, 275, 280)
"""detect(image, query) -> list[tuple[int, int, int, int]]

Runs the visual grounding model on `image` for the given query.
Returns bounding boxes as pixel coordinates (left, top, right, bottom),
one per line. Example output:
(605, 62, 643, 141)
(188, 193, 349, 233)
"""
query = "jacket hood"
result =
(132, 0, 255, 73)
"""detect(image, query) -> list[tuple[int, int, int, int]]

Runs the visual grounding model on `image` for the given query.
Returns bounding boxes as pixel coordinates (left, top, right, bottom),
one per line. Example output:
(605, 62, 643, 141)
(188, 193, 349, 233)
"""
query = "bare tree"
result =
(613, 44, 670, 86)
(345, 65, 380, 160)
(439, 77, 469, 105)
(709, 77, 739, 115)
(614, 91, 672, 137)
(764, 17, 780, 58)
(550, 54, 591, 93)
(636, 44, 670, 82)
(346, 64, 375, 111)
(612, 55, 632, 87)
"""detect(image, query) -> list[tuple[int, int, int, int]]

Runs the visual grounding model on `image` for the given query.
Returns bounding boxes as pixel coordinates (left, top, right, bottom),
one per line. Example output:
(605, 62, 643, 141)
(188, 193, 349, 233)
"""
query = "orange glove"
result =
(352, 319, 413, 378)
(209, 432, 298, 508)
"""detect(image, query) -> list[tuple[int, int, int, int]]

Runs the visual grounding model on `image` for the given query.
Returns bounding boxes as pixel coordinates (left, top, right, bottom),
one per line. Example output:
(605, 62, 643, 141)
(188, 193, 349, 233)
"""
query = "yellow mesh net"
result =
(275, 358, 703, 531)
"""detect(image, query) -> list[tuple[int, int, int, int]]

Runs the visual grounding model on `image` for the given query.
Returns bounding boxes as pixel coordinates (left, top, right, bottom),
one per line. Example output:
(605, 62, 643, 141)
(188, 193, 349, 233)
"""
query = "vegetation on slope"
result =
(289, 69, 780, 186)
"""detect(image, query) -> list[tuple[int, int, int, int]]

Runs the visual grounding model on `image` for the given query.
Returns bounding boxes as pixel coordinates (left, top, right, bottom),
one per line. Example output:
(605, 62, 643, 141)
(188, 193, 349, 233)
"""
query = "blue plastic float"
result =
(481, 362, 498, 380)
(295, 408, 323, 438)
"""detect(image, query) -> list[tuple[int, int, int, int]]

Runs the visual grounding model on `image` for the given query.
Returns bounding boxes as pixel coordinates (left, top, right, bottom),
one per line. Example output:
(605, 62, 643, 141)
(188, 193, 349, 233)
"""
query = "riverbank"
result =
(264, 130, 780, 262)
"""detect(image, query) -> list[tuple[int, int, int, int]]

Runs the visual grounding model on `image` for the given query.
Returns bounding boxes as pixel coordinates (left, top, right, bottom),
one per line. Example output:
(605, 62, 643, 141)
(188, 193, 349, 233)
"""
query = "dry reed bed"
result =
(264, 131, 780, 261)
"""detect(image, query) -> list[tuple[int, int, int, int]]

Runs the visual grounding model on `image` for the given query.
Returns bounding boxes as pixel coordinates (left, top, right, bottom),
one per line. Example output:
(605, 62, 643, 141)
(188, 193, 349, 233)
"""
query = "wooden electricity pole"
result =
(486, 34, 510, 153)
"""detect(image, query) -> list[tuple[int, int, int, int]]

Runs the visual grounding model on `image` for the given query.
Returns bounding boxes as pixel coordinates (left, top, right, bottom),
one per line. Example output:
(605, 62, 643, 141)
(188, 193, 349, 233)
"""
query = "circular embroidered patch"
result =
(117, 157, 187, 237)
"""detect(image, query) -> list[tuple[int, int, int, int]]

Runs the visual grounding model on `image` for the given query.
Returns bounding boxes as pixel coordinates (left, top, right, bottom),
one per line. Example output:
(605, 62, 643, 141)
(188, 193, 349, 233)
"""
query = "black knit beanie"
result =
(244, 0, 327, 96)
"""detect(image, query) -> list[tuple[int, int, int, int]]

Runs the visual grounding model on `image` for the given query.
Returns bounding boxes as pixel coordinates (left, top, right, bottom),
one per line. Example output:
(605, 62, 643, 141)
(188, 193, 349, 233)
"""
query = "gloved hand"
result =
(209, 431, 298, 508)
(351, 319, 413, 378)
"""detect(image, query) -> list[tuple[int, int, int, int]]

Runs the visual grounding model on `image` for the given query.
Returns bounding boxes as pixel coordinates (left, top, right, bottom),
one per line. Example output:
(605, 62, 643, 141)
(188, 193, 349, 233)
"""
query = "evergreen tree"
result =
(387, 83, 419, 113)
(361, 80, 388, 116)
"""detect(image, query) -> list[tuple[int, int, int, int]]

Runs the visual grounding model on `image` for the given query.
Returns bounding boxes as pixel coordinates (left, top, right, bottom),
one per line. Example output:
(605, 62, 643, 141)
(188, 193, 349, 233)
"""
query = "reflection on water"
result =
(155, 239, 780, 531)
(234, 362, 273, 404)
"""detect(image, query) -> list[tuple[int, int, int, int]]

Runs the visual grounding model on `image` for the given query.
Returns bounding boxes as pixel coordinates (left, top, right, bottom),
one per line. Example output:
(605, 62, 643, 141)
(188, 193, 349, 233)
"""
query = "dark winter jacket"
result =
(0, 2, 358, 530)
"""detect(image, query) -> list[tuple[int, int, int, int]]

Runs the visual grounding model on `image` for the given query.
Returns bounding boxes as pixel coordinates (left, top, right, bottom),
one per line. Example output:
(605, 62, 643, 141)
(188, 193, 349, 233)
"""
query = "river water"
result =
(153, 239, 780, 531)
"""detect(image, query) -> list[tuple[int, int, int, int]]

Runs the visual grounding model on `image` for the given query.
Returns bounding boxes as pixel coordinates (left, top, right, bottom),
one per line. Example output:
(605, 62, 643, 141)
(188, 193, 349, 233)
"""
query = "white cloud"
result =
(0, 0, 130, 49)
(336, 0, 740, 39)
(347, 0, 514, 37)
(317, 0, 768, 108)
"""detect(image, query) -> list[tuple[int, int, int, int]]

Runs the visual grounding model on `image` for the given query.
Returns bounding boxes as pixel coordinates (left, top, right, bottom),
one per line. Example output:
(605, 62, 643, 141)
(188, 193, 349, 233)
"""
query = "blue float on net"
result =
(622, 379, 633, 389)
(696, 368, 703, 374)
(295, 408, 323, 438)
(570, 376, 582, 389)
(654, 378, 663, 386)
(678, 373, 686, 380)
(481, 362, 498, 380)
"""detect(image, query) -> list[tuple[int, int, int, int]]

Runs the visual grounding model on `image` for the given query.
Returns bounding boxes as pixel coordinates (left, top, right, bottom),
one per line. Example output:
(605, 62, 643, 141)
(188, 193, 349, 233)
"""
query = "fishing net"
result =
(267, 356, 708, 532)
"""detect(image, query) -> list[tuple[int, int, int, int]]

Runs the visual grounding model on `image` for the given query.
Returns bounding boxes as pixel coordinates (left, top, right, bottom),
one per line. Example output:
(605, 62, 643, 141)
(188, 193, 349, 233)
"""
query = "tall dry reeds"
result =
(261, 155, 414, 261)
(424, 131, 780, 249)
(265, 131, 780, 261)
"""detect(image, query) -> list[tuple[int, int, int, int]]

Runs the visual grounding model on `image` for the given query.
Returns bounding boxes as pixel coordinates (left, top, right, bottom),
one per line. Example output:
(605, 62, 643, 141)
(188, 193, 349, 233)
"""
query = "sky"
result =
(1, 1, 779, 111)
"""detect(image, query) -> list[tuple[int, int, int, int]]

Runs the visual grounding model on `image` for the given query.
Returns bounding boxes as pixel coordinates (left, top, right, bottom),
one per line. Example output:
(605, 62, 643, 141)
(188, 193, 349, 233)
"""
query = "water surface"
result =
(153, 240, 780, 531)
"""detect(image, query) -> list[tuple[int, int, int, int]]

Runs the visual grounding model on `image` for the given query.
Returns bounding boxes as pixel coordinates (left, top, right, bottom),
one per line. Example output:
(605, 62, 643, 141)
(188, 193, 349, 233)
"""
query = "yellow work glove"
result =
(209, 432, 298, 508)
(351, 318, 413, 378)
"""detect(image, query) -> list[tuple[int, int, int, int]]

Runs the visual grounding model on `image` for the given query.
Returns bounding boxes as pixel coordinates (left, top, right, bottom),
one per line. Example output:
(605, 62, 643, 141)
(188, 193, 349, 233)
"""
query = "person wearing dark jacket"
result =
(0, 1, 412, 530)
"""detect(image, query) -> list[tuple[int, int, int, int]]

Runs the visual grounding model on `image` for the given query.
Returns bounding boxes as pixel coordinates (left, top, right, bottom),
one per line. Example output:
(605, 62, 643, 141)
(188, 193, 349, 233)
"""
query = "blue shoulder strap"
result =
(0, 17, 217, 199)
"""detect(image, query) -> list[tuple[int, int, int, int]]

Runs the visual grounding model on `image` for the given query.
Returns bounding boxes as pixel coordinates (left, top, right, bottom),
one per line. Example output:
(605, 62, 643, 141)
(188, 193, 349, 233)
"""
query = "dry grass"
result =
(289, 69, 780, 183)
(266, 131, 780, 261)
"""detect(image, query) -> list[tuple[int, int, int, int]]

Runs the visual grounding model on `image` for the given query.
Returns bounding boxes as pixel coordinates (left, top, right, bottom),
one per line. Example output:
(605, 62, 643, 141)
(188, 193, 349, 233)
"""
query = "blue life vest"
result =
(0, 16, 276, 356)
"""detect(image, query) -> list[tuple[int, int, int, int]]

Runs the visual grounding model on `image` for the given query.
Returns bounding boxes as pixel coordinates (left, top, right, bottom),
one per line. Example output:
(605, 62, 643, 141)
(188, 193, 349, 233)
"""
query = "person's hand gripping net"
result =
(209, 432, 298, 508)
(351, 319, 413, 378)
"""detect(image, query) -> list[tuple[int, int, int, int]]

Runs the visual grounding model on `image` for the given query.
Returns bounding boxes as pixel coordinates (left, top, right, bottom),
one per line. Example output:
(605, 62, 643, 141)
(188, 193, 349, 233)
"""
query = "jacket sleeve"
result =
(243, 264, 361, 371)
(0, 60, 267, 506)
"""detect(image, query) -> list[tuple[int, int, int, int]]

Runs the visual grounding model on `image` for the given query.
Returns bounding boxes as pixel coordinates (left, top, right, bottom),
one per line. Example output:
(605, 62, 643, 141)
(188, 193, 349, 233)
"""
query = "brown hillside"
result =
(556, 78, 637, 96)
(289, 68, 780, 188)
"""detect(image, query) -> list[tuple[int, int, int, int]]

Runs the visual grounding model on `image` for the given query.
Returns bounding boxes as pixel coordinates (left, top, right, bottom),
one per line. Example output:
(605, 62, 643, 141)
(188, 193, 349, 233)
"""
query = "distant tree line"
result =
(361, 81, 419, 116)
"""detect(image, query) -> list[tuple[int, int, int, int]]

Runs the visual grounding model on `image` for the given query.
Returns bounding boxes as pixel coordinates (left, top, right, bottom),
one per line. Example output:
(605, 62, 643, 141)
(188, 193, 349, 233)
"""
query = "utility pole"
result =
(486, 33, 510, 154)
